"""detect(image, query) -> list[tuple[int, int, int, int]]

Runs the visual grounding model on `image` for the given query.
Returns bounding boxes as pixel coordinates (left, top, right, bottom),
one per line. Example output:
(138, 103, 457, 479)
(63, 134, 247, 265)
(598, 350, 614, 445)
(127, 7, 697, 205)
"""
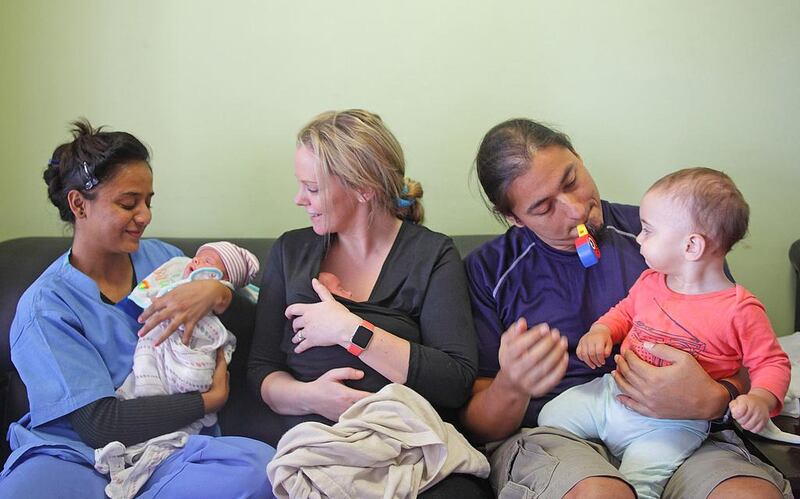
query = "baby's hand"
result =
(576, 326, 613, 369)
(729, 389, 777, 433)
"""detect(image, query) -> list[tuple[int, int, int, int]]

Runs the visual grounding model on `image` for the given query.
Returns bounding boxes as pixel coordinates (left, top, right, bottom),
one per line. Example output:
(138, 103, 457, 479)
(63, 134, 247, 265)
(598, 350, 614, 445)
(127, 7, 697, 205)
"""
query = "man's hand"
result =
(496, 318, 569, 398)
(613, 342, 728, 419)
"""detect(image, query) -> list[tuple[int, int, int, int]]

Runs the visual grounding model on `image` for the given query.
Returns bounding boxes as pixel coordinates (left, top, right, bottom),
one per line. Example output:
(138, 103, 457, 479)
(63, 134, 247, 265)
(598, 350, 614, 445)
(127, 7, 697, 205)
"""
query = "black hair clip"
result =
(81, 161, 99, 190)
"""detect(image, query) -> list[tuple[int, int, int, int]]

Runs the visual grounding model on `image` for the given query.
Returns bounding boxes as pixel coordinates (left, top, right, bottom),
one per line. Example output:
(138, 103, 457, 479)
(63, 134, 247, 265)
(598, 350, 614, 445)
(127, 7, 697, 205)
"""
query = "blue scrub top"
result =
(3, 239, 182, 474)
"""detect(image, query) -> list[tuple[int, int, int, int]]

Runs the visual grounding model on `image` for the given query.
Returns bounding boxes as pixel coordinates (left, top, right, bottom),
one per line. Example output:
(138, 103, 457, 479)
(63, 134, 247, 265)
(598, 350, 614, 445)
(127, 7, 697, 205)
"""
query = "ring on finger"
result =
(297, 332, 305, 342)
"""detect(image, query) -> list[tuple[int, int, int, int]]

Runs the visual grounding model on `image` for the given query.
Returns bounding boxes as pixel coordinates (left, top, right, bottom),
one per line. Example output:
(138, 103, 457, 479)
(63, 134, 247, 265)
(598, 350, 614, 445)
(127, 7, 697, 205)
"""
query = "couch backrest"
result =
(0, 233, 498, 461)
(0, 234, 497, 373)
(0, 238, 277, 373)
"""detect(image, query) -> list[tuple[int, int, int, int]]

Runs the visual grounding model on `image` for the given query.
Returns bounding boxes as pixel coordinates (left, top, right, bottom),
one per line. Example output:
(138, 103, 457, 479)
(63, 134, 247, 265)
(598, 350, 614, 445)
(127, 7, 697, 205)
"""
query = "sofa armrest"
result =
(790, 239, 800, 332)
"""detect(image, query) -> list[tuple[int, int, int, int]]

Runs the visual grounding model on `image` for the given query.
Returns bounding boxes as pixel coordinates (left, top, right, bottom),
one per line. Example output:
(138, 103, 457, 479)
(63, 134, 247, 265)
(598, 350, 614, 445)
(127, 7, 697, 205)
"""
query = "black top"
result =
(70, 393, 204, 447)
(247, 221, 478, 429)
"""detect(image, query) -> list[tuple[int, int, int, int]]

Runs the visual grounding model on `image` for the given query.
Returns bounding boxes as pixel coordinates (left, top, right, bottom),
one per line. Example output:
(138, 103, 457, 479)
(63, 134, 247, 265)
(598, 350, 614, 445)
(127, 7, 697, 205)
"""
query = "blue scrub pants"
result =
(0, 435, 276, 499)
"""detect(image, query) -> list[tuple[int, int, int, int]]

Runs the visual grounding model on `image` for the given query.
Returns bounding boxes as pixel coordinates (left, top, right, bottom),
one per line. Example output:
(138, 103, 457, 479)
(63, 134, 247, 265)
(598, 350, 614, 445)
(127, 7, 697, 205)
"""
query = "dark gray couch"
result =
(0, 235, 496, 463)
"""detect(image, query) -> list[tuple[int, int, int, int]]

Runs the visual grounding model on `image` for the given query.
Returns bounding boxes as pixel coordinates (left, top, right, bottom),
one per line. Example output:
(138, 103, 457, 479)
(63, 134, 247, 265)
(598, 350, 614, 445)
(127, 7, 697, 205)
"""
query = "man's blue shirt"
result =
(465, 201, 648, 426)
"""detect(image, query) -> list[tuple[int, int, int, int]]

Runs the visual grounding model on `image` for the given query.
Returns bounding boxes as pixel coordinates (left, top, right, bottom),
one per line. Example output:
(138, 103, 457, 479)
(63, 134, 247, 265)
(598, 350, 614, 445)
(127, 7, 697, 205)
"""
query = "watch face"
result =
(352, 324, 374, 348)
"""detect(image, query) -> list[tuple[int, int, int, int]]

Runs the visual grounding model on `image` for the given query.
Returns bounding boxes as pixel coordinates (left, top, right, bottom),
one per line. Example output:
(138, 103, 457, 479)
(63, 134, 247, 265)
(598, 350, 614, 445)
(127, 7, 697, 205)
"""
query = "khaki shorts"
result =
(488, 427, 792, 499)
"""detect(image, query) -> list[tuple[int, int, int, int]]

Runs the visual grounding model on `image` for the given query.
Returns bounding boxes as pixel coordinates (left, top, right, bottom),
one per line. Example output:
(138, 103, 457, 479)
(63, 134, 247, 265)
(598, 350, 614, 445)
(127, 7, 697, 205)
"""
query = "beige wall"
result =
(1, 1, 798, 334)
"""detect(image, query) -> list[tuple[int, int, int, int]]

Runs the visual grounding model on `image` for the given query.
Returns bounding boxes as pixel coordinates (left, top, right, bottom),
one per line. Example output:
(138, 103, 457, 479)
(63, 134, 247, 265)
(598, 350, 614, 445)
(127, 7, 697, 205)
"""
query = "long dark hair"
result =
(475, 118, 576, 222)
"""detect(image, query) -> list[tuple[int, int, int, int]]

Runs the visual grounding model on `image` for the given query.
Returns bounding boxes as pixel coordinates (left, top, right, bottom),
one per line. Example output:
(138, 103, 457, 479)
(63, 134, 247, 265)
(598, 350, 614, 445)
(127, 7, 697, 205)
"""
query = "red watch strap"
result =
(347, 320, 374, 356)
(346, 342, 364, 356)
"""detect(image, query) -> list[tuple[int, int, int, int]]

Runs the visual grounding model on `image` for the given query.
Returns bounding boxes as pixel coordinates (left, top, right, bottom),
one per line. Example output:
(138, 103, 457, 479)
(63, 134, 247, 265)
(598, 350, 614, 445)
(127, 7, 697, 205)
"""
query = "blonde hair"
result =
(648, 167, 749, 255)
(297, 109, 424, 224)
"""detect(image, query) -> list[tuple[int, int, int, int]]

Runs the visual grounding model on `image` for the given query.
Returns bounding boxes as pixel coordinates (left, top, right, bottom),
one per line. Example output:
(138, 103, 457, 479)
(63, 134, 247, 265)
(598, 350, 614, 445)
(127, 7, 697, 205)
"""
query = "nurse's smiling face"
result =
(75, 161, 154, 255)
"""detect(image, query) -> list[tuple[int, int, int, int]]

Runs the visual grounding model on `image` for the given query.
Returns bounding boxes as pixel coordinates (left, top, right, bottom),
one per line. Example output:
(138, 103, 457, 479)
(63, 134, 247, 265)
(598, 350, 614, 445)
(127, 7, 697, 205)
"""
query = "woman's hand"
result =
(138, 279, 233, 346)
(613, 343, 728, 419)
(496, 318, 569, 399)
(303, 367, 372, 421)
(201, 349, 230, 414)
(284, 278, 360, 354)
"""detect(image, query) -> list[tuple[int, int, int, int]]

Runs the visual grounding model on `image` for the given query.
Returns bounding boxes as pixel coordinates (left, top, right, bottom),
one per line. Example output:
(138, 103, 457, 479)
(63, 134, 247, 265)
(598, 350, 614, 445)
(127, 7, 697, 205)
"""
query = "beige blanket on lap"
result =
(267, 383, 489, 499)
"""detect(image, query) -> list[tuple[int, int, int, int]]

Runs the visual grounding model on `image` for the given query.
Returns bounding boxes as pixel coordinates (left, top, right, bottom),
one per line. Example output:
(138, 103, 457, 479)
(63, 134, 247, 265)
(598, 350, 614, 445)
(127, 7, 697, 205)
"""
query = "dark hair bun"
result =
(43, 118, 150, 223)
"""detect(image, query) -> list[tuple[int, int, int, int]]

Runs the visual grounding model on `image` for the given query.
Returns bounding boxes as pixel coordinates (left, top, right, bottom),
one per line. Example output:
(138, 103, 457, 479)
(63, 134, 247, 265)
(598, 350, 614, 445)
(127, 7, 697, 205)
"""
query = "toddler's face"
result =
(636, 190, 692, 273)
(183, 247, 228, 279)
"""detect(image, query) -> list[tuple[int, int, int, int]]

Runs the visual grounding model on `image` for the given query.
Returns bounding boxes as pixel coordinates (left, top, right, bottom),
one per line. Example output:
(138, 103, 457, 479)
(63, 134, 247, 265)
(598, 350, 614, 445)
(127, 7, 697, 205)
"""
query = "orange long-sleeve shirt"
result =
(597, 269, 790, 415)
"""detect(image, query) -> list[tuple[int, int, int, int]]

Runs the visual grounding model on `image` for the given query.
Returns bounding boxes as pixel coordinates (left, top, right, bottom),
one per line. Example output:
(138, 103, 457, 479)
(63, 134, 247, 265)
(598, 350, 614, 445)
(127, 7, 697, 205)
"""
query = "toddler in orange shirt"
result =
(538, 167, 790, 499)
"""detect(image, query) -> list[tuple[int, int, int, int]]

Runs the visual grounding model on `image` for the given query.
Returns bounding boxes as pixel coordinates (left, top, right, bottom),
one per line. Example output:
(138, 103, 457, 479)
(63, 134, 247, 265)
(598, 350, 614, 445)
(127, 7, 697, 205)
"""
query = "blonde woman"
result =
(247, 109, 489, 497)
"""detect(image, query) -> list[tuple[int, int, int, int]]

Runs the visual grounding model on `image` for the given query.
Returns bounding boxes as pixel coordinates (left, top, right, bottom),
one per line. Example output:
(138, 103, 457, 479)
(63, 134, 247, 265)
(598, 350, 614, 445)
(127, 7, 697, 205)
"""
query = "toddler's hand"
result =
(577, 327, 613, 369)
(730, 389, 776, 433)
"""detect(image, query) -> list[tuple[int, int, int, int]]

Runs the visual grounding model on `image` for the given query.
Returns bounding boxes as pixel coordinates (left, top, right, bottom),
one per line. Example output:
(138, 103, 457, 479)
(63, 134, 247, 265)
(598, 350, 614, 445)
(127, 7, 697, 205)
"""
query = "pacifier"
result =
(188, 267, 224, 281)
(575, 224, 601, 268)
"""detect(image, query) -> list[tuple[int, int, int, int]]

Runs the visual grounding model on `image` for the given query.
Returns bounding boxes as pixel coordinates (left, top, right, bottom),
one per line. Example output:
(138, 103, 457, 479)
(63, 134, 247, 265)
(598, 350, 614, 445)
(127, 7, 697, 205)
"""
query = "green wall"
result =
(1, 1, 798, 335)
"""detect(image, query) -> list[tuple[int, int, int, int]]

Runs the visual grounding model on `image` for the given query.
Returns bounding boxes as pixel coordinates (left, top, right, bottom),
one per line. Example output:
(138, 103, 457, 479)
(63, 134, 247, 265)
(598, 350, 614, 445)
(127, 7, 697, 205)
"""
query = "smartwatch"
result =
(346, 320, 375, 356)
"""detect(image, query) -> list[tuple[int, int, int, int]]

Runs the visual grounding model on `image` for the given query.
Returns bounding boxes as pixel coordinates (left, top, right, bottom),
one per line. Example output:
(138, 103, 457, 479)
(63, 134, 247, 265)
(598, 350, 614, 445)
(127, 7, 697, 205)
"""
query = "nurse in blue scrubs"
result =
(0, 120, 275, 498)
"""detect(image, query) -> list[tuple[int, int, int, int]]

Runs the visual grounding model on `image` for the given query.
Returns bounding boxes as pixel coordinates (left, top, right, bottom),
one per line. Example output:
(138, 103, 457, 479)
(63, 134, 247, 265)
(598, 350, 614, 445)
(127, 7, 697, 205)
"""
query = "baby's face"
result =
(183, 247, 228, 279)
(318, 272, 352, 299)
(636, 190, 693, 273)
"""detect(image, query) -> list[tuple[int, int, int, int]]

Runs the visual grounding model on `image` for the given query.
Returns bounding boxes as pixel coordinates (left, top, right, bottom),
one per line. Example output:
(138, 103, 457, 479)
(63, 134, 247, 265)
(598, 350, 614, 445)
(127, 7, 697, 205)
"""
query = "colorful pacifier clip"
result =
(575, 223, 601, 268)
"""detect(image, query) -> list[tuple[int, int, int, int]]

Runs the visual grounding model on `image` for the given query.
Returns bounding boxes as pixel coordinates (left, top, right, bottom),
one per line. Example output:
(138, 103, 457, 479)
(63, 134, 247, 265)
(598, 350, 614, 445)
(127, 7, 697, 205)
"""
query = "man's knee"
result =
(564, 476, 635, 499)
(707, 476, 784, 499)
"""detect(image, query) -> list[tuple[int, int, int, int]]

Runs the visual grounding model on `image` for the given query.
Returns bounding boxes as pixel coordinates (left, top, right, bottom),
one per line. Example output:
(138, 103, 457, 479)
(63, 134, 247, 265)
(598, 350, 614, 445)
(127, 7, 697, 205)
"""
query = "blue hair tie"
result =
(397, 197, 415, 208)
(396, 184, 414, 208)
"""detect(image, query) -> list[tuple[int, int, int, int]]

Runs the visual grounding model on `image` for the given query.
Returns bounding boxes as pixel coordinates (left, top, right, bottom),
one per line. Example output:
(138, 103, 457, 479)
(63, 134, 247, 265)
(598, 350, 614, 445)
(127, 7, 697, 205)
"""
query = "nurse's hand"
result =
(496, 318, 569, 399)
(138, 279, 233, 346)
(201, 349, 230, 414)
(613, 343, 731, 420)
(303, 367, 372, 421)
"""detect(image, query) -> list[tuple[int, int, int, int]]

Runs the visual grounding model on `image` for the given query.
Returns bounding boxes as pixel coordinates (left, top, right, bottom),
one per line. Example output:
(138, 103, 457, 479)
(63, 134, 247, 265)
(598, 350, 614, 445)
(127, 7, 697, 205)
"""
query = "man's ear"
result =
(684, 233, 707, 261)
(505, 213, 524, 228)
(67, 190, 86, 219)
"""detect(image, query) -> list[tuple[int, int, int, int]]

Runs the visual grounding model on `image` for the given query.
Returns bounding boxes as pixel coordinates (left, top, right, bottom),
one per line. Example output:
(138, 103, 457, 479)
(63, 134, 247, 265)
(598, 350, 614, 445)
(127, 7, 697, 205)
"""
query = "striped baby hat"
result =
(197, 241, 260, 288)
